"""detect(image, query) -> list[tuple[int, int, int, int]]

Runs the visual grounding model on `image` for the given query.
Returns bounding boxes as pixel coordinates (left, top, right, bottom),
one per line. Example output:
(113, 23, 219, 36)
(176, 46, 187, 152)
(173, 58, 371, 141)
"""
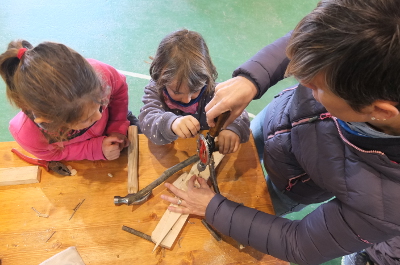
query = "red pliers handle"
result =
(12, 148, 50, 170)
(11, 148, 71, 176)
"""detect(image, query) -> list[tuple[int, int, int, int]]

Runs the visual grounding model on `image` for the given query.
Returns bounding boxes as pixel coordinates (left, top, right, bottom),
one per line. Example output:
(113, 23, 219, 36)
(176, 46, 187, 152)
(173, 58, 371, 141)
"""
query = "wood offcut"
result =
(0, 166, 40, 186)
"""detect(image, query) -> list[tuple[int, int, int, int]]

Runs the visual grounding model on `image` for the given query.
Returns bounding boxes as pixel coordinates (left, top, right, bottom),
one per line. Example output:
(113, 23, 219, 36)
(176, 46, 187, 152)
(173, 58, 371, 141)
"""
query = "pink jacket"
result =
(9, 59, 129, 161)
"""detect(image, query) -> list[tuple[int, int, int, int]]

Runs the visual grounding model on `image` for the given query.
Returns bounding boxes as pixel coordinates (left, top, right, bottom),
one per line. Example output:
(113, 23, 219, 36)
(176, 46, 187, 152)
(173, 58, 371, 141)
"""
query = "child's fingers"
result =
(232, 140, 240, 153)
(104, 149, 121, 160)
(104, 136, 124, 145)
(218, 137, 228, 154)
(187, 116, 201, 132)
(177, 127, 191, 138)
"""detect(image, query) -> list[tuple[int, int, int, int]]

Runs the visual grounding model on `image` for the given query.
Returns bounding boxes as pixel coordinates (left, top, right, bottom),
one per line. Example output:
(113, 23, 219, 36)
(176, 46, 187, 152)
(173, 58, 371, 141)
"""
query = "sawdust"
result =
(203, 239, 228, 265)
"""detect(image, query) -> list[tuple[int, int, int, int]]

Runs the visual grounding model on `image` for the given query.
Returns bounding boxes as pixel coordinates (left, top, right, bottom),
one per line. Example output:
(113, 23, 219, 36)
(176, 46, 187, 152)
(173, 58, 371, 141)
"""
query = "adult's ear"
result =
(370, 100, 399, 120)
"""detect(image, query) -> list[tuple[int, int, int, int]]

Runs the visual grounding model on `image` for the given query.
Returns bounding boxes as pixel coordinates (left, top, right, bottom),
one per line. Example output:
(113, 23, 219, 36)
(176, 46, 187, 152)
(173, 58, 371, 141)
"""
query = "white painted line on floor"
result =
(248, 112, 255, 119)
(117, 69, 151, 80)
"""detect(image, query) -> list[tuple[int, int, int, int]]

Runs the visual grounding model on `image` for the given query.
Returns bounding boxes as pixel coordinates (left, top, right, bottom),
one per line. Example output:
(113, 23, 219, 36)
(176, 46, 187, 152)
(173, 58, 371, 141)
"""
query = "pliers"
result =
(11, 148, 71, 176)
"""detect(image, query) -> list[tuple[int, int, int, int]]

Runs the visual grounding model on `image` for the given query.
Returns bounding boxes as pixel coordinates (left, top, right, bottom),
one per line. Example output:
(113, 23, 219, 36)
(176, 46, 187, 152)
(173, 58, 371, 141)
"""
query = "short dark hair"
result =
(150, 29, 218, 95)
(286, 0, 400, 111)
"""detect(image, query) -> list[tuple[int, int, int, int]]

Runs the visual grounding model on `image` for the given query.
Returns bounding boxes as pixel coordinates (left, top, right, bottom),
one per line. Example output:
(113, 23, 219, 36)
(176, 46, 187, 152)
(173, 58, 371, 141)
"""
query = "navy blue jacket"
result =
(205, 33, 400, 265)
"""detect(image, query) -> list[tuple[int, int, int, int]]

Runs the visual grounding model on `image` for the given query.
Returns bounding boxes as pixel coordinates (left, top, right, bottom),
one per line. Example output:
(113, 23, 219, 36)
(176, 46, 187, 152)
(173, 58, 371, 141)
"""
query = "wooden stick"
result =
(151, 152, 224, 249)
(127, 125, 139, 193)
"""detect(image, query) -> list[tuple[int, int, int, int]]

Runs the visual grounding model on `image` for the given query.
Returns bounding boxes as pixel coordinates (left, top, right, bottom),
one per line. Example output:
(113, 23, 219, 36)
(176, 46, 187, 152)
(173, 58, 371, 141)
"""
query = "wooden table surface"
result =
(0, 135, 288, 265)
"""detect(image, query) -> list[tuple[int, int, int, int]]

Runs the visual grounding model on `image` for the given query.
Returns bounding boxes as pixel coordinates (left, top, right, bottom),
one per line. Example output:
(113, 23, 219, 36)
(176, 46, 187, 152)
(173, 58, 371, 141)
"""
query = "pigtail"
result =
(0, 40, 33, 102)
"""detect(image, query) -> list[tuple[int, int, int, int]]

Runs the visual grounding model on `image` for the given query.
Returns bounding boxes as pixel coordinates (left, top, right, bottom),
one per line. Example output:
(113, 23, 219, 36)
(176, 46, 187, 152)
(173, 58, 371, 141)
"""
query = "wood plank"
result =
(0, 166, 40, 186)
(151, 173, 188, 250)
(152, 152, 224, 249)
(127, 125, 139, 193)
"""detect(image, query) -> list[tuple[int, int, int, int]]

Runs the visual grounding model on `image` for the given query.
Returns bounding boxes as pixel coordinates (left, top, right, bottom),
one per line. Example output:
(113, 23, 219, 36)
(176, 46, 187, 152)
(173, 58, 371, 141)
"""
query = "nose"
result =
(180, 94, 192, 104)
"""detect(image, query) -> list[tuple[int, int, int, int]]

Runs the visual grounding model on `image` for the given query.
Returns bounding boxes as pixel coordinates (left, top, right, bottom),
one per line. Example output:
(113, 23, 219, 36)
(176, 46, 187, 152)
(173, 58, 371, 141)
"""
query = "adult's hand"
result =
(205, 76, 258, 128)
(161, 175, 216, 216)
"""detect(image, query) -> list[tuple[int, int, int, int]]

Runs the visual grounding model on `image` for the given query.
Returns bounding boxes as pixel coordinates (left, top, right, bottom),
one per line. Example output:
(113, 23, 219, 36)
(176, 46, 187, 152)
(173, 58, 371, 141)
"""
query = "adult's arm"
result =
(206, 32, 291, 127)
(206, 195, 391, 265)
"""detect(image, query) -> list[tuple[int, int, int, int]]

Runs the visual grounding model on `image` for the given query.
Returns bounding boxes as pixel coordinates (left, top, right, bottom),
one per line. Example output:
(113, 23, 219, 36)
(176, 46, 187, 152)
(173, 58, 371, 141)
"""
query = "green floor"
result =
(0, 1, 340, 264)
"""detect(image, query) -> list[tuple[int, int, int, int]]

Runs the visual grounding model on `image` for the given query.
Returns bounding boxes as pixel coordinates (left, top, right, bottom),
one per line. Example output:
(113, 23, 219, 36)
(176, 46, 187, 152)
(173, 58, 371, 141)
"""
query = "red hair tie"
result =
(17, 48, 27, 60)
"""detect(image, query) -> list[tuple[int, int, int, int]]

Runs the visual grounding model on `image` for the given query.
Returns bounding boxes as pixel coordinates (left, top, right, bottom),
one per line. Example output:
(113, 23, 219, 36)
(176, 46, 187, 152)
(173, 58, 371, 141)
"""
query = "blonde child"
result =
(0, 40, 135, 161)
(139, 29, 250, 154)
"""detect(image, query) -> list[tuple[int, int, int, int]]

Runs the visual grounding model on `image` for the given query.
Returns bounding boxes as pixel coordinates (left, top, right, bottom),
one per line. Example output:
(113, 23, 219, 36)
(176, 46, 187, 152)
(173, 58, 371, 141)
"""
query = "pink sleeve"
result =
(9, 112, 107, 161)
(88, 59, 130, 136)
(9, 60, 129, 161)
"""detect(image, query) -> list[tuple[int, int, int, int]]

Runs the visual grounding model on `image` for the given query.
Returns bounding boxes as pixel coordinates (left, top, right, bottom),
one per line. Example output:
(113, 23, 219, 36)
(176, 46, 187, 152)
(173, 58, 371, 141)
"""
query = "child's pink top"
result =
(9, 59, 129, 161)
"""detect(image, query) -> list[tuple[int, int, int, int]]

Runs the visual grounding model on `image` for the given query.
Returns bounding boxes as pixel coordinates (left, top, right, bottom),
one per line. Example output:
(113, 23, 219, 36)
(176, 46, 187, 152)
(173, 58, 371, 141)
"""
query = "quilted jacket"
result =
(205, 33, 400, 265)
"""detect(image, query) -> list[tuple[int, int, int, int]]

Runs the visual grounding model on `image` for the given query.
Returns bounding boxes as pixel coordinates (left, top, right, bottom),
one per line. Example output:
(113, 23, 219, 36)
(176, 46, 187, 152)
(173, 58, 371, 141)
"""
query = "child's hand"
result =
(107, 132, 129, 150)
(218, 130, 240, 154)
(102, 135, 126, 160)
(171, 116, 201, 139)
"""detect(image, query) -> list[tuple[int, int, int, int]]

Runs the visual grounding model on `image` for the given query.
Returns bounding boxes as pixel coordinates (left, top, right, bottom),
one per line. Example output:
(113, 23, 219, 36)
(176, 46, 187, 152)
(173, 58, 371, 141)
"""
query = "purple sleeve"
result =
(138, 81, 179, 145)
(233, 32, 291, 99)
(225, 110, 250, 143)
(206, 194, 376, 264)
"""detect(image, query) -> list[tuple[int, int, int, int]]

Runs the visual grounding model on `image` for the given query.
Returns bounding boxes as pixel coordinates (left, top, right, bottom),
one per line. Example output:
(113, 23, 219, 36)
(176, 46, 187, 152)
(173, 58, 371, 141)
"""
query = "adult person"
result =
(161, 0, 400, 264)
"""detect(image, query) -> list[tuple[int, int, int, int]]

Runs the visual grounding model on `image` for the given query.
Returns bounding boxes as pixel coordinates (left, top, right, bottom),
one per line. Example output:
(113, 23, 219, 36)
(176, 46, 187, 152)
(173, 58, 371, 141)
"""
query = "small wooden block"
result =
(0, 166, 40, 186)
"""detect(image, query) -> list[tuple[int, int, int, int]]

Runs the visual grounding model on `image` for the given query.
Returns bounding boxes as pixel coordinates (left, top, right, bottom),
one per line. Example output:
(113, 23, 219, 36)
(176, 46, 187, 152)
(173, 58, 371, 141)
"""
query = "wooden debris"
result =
(31, 207, 49, 218)
(69, 199, 85, 220)
(178, 237, 183, 248)
(67, 166, 77, 176)
(0, 166, 40, 186)
(46, 231, 56, 242)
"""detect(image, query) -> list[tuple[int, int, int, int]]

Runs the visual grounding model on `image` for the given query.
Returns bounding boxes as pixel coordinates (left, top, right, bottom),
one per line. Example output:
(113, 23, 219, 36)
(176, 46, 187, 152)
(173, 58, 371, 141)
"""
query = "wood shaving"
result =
(108, 173, 113, 178)
(67, 165, 77, 176)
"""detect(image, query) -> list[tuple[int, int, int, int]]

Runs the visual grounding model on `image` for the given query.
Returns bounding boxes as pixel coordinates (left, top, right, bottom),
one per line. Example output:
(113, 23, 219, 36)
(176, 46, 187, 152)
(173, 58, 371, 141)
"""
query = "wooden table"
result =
(0, 135, 288, 265)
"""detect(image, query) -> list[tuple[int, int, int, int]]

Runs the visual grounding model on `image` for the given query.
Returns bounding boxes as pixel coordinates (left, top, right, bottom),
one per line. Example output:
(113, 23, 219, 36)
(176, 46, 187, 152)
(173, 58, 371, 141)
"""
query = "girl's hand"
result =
(218, 130, 240, 154)
(171, 116, 201, 138)
(161, 175, 216, 216)
(205, 76, 257, 128)
(107, 132, 129, 150)
(102, 136, 125, 160)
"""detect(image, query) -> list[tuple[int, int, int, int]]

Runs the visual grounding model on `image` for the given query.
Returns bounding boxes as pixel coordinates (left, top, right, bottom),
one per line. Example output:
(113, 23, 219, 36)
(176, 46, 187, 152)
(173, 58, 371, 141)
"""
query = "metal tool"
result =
(197, 111, 231, 193)
(114, 155, 200, 205)
(113, 111, 230, 205)
(11, 148, 71, 176)
(122, 225, 153, 243)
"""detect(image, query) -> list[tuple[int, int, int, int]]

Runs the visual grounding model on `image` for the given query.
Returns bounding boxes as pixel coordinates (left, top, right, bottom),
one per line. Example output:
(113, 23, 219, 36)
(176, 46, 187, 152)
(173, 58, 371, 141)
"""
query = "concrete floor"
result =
(0, 1, 341, 264)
